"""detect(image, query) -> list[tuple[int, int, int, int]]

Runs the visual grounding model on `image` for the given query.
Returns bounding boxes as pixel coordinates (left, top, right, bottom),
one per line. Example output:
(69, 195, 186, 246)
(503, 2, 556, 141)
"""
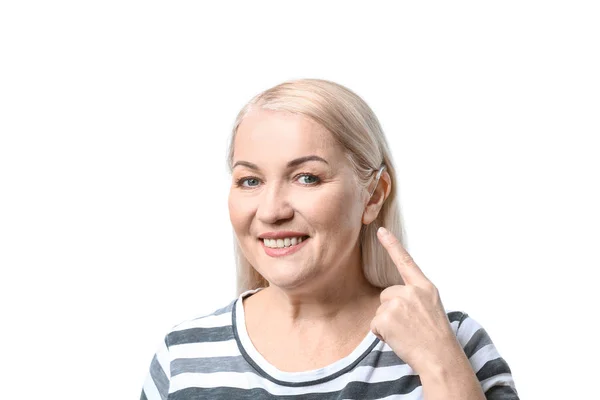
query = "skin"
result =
(228, 109, 486, 399)
(373, 228, 486, 399)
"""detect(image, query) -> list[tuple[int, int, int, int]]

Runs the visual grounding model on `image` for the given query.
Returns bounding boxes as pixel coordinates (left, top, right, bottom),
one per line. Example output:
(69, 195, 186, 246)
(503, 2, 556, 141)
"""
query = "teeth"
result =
(263, 236, 306, 248)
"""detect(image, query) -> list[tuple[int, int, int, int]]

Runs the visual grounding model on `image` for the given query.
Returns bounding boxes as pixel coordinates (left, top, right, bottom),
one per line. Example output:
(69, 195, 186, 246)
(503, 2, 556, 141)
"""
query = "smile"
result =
(260, 235, 310, 257)
(262, 236, 309, 248)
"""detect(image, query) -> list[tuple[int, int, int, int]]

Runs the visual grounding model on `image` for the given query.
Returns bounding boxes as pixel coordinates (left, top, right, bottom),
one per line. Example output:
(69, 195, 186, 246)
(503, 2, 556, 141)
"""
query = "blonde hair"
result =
(228, 78, 406, 294)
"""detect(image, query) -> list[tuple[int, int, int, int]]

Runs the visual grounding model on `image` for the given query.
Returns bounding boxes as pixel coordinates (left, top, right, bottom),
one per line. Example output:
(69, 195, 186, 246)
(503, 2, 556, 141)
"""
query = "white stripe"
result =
(480, 373, 516, 393)
(170, 364, 415, 395)
(469, 343, 501, 373)
(142, 373, 163, 400)
(169, 339, 240, 359)
(455, 315, 482, 347)
(172, 312, 232, 331)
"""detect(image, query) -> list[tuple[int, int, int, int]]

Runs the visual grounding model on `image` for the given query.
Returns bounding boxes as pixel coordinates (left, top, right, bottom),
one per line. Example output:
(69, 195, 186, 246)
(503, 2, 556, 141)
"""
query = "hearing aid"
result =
(368, 165, 386, 198)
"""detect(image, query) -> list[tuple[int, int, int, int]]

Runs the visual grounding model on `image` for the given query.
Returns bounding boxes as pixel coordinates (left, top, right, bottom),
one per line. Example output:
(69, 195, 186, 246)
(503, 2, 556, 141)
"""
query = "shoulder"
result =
(445, 310, 519, 397)
(164, 298, 238, 349)
(162, 288, 263, 349)
(445, 310, 495, 351)
(445, 309, 494, 352)
(141, 298, 245, 399)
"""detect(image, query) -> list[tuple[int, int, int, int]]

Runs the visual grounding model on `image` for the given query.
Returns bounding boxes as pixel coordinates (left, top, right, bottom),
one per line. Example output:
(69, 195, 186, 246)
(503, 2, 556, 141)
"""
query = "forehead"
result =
(233, 109, 343, 164)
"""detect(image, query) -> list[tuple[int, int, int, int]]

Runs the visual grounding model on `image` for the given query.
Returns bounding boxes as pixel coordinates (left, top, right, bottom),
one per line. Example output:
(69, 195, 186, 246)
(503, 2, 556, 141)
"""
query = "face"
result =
(228, 109, 370, 291)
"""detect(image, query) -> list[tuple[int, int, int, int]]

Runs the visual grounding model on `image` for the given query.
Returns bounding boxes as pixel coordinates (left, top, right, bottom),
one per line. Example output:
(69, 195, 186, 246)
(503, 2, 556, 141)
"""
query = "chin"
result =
(256, 260, 317, 290)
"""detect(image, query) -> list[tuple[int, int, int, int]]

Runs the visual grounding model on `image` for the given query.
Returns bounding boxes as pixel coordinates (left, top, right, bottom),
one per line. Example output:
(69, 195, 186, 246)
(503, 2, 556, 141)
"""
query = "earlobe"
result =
(362, 206, 378, 225)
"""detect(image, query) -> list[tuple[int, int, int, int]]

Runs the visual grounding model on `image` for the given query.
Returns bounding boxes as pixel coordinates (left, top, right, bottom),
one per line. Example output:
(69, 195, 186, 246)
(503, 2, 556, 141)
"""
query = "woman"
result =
(141, 79, 519, 399)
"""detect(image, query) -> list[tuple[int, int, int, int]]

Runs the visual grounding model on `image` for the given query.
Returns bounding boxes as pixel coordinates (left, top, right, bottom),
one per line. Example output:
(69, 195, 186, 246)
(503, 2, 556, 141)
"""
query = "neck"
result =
(252, 249, 381, 324)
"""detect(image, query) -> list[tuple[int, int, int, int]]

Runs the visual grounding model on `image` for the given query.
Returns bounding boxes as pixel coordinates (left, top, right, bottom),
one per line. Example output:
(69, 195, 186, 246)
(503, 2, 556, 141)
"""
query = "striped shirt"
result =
(141, 289, 519, 399)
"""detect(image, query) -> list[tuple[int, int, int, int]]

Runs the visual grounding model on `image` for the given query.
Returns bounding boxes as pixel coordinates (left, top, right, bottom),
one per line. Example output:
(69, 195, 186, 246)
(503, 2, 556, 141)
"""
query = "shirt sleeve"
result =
(140, 335, 171, 400)
(455, 313, 519, 400)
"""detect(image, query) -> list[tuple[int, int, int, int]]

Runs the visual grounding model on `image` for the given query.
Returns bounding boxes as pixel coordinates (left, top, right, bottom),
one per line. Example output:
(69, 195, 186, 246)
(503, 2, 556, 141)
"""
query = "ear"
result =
(362, 170, 392, 225)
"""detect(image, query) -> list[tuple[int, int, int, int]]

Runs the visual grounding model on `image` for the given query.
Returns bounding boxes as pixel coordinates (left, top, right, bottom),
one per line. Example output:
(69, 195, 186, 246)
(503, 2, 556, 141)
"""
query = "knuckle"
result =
(421, 280, 436, 293)
(380, 312, 393, 325)
(386, 235, 400, 246)
(389, 297, 403, 310)
(400, 252, 414, 265)
(403, 285, 417, 297)
(426, 283, 440, 299)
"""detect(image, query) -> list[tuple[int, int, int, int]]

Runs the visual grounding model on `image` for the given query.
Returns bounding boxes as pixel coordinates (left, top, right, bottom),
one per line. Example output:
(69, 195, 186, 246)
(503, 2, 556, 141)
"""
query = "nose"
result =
(256, 181, 294, 225)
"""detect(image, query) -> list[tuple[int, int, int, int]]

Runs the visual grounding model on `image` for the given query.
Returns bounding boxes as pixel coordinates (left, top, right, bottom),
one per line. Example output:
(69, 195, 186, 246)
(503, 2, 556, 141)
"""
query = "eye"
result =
(236, 177, 261, 188)
(297, 174, 320, 185)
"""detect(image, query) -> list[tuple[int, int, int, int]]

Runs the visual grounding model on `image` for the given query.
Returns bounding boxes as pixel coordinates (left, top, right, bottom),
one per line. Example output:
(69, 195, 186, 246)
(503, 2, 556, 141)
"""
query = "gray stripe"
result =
(139, 390, 148, 400)
(456, 312, 469, 329)
(463, 328, 493, 358)
(484, 384, 519, 400)
(476, 357, 512, 381)
(171, 355, 256, 376)
(447, 311, 466, 323)
(344, 377, 422, 399)
(149, 354, 169, 400)
(211, 302, 235, 316)
(169, 375, 421, 400)
(357, 350, 407, 368)
(167, 326, 234, 346)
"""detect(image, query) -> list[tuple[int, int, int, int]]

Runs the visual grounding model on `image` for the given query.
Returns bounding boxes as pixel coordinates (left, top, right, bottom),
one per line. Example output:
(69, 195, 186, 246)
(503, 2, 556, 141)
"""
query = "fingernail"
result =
(378, 227, 389, 236)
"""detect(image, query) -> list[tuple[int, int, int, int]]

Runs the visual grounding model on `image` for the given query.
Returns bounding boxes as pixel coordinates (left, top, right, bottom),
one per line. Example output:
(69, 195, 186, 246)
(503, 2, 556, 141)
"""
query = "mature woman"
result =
(141, 79, 519, 399)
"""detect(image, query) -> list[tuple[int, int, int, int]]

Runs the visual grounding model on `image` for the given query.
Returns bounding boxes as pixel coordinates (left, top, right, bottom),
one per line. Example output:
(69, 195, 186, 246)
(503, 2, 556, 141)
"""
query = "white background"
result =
(1, 1, 598, 399)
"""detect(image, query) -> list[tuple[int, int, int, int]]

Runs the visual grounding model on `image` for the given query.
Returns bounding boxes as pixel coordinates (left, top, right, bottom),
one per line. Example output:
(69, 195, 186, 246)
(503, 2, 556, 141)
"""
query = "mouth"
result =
(261, 235, 310, 249)
(259, 235, 310, 257)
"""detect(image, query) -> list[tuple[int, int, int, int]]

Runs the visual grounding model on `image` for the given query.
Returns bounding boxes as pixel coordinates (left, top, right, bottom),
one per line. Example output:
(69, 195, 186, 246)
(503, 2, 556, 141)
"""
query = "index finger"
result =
(377, 226, 429, 285)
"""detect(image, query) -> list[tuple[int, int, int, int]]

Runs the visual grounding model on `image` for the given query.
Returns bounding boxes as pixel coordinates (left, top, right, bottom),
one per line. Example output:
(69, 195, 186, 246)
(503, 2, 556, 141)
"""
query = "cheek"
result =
(303, 186, 364, 232)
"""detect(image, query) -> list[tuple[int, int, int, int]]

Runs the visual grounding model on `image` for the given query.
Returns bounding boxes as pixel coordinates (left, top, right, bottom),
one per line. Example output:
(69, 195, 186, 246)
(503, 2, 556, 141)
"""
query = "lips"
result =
(258, 231, 309, 239)
(260, 235, 309, 257)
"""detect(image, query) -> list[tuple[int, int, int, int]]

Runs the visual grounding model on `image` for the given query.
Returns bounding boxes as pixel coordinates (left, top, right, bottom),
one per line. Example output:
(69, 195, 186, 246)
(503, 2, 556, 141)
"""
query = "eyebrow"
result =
(232, 155, 329, 170)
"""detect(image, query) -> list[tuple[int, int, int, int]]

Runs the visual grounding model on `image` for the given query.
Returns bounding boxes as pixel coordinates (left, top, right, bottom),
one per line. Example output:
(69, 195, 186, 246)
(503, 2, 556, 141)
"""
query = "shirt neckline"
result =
(232, 288, 381, 387)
